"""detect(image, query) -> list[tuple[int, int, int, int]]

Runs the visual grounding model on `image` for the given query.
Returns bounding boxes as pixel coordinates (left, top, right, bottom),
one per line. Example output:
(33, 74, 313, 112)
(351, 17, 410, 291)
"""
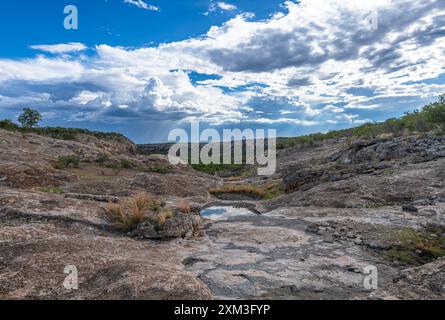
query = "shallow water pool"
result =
(200, 206, 256, 220)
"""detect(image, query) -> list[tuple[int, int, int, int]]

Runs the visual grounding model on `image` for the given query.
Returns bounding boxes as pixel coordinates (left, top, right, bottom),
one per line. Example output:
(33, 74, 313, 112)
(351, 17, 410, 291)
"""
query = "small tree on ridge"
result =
(18, 107, 42, 129)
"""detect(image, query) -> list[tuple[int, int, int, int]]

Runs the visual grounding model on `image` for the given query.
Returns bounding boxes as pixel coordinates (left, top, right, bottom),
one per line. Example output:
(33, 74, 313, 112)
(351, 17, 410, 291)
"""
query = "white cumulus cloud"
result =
(124, 0, 159, 11)
(217, 2, 237, 11)
(205, 1, 238, 16)
(30, 43, 87, 54)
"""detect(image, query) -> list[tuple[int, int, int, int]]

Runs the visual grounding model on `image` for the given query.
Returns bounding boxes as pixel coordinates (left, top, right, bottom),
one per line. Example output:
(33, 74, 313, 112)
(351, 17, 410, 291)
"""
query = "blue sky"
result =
(0, 0, 445, 143)
(0, 1, 286, 57)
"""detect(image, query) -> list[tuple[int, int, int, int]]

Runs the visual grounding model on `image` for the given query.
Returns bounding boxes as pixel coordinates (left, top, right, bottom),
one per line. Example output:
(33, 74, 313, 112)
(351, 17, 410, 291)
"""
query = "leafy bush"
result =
(0, 119, 20, 131)
(145, 166, 171, 174)
(400, 110, 430, 132)
(36, 127, 128, 142)
(120, 159, 132, 169)
(383, 118, 404, 136)
(97, 157, 131, 175)
(109, 164, 122, 176)
(55, 155, 80, 169)
(35, 127, 78, 141)
(96, 154, 109, 165)
(423, 94, 445, 127)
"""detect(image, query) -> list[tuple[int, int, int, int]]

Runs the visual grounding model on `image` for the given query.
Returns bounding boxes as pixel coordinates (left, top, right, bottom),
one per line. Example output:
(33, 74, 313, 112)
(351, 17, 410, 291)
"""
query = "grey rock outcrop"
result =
(136, 212, 204, 240)
(367, 258, 445, 300)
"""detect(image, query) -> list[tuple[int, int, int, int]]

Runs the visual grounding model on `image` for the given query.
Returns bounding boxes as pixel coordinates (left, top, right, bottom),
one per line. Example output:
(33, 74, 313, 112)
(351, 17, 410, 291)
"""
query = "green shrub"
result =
(0, 119, 20, 131)
(423, 94, 445, 127)
(145, 166, 171, 174)
(96, 154, 109, 165)
(383, 118, 404, 135)
(120, 159, 132, 169)
(38, 187, 64, 194)
(400, 110, 429, 132)
(55, 155, 80, 169)
(109, 164, 122, 176)
(34, 127, 78, 141)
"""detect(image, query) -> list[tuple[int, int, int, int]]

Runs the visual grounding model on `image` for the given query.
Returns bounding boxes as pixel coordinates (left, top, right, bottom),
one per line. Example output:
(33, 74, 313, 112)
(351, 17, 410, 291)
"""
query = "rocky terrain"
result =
(0, 128, 444, 300)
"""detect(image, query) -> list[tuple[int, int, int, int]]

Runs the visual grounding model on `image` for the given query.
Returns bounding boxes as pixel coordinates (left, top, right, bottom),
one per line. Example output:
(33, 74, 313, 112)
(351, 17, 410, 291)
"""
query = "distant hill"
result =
(139, 94, 445, 153)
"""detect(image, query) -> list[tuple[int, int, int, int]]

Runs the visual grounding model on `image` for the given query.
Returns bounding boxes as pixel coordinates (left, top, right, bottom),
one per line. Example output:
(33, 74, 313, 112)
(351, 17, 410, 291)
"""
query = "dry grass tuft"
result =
(104, 192, 165, 231)
(176, 199, 191, 214)
(132, 192, 154, 212)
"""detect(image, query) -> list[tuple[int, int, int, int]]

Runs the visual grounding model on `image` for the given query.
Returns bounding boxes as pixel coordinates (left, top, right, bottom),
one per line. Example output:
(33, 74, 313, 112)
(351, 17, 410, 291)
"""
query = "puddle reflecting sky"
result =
(200, 206, 255, 221)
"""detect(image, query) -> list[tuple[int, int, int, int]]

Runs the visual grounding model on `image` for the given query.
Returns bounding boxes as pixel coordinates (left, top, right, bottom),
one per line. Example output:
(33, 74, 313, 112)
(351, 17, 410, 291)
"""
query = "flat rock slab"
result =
(184, 214, 399, 300)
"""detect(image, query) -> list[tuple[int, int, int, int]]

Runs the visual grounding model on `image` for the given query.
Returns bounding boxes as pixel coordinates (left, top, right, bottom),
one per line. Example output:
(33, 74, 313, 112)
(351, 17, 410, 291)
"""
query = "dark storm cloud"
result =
(287, 77, 312, 87)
